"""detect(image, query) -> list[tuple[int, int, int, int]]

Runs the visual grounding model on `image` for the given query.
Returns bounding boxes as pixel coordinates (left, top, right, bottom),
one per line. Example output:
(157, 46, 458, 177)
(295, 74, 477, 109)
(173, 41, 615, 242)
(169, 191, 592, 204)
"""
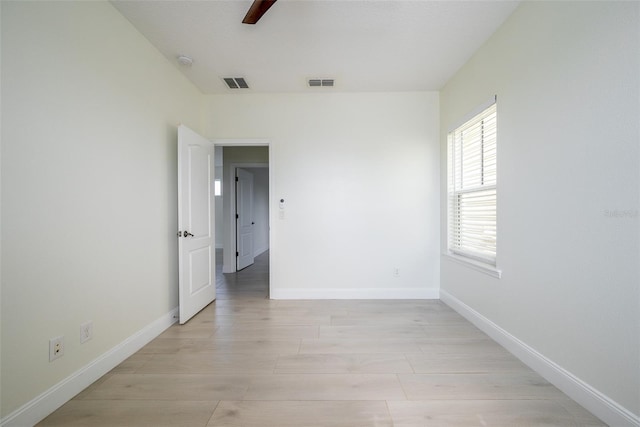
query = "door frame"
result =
(213, 140, 272, 283)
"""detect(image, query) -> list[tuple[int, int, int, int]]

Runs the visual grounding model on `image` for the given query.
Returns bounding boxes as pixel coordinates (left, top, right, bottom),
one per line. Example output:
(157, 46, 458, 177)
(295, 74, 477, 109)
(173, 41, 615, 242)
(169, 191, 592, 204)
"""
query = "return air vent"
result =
(308, 79, 334, 87)
(223, 77, 250, 89)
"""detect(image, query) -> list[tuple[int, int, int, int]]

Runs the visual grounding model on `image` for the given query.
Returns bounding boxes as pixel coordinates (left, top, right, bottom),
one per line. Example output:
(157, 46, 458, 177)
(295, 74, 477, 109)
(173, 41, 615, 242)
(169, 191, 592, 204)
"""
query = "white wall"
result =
(440, 1, 639, 423)
(206, 92, 440, 299)
(1, 1, 202, 420)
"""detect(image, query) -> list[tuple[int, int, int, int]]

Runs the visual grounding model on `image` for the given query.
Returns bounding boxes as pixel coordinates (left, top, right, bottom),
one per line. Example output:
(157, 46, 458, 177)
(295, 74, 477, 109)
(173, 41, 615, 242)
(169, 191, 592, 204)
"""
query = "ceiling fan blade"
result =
(242, 0, 277, 24)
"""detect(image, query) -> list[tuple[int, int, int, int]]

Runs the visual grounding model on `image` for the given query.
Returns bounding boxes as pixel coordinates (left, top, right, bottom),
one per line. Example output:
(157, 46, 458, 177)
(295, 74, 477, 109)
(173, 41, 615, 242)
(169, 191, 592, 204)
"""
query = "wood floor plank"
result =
(38, 400, 217, 427)
(422, 323, 489, 340)
(174, 338, 302, 355)
(137, 337, 197, 354)
(387, 400, 606, 426)
(158, 324, 218, 339)
(329, 314, 432, 327)
(398, 372, 567, 400)
(79, 374, 250, 401)
(274, 353, 414, 374)
(244, 374, 407, 400)
(137, 353, 279, 374)
(318, 325, 428, 339)
(213, 324, 319, 340)
(417, 338, 513, 357)
(406, 352, 532, 374)
(207, 400, 393, 426)
(299, 338, 422, 354)
(109, 352, 154, 374)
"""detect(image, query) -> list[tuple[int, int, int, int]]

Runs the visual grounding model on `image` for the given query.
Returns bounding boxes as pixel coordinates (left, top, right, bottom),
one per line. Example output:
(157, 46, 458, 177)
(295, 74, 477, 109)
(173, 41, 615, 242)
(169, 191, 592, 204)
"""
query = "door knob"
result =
(184, 231, 194, 237)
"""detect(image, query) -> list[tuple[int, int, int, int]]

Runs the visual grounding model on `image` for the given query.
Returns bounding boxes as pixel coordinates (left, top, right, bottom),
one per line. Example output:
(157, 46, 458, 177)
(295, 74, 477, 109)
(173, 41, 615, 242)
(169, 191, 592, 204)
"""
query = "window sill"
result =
(442, 253, 502, 279)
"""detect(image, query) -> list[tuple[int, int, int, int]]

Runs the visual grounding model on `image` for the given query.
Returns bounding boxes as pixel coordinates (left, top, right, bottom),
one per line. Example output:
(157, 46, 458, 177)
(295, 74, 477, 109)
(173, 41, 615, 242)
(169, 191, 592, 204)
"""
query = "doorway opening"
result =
(213, 142, 271, 298)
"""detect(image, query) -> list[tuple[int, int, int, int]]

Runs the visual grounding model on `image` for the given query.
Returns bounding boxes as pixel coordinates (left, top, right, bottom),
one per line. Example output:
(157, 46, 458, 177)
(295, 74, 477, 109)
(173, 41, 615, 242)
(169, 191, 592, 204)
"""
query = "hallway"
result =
(215, 249, 270, 300)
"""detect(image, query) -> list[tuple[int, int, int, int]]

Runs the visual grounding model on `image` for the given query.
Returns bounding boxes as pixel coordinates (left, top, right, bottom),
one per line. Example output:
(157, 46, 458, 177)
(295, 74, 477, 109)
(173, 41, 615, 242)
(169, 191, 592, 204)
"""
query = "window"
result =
(448, 99, 497, 265)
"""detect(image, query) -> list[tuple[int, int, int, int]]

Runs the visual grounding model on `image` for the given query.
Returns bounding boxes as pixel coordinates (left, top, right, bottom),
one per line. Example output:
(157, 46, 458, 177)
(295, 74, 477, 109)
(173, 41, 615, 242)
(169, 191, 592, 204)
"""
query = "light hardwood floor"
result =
(38, 250, 606, 426)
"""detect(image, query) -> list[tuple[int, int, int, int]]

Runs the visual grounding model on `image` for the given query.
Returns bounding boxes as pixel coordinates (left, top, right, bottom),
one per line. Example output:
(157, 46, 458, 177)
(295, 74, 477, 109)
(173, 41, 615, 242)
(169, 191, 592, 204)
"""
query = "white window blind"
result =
(448, 101, 497, 265)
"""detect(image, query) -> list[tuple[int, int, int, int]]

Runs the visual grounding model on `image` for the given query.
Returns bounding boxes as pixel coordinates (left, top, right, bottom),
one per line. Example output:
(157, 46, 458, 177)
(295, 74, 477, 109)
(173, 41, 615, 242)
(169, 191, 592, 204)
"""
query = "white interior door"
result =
(236, 168, 255, 270)
(178, 125, 216, 324)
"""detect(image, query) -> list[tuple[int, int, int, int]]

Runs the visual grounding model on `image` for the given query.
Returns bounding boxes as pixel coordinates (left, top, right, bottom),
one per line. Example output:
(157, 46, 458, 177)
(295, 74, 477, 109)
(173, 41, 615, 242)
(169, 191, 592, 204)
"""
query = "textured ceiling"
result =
(111, 0, 519, 94)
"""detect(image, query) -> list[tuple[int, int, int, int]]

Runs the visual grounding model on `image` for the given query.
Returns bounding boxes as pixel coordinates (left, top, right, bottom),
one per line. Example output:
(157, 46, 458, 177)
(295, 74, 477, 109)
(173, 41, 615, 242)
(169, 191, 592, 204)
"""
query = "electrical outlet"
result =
(393, 267, 400, 277)
(49, 336, 64, 362)
(80, 321, 93, 344)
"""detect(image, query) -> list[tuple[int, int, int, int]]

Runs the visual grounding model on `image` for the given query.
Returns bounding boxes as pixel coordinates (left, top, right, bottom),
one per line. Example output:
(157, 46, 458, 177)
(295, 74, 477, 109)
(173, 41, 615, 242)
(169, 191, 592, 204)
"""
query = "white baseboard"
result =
(254, 246, 268, 257)
(1, 307, 179, 427)
(271, 287, 440, 300)
(440, 290, 640, 427)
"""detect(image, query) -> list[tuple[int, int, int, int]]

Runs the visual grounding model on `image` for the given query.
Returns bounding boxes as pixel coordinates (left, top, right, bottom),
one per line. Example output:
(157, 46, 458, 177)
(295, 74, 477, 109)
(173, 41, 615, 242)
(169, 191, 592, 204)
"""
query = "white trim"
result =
(271, 288, 439, 300)
(447, 95, 497, 133)
(213, 138, 270, 147)
(442, 253, 502, 278)
(0, 307, 179, 427)
(440, 290, 640, 427)
(213, 139, 272, 277)
(212, 139, 274, 299)
(254, 246, 269, 257)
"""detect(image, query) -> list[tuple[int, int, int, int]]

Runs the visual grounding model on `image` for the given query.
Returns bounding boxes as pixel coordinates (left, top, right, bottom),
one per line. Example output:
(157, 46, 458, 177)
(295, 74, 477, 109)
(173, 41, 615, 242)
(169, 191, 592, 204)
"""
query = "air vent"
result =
(308, 79, 334, 87)
(223, 77, 250, 89)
